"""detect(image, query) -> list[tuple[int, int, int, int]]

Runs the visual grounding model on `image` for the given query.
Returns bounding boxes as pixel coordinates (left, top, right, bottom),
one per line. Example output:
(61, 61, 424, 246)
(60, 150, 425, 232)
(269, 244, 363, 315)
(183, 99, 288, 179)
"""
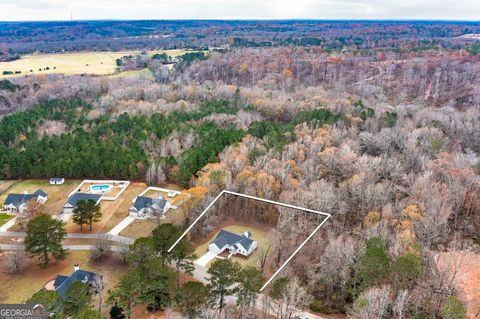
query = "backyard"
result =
(66, 182, 147, 233)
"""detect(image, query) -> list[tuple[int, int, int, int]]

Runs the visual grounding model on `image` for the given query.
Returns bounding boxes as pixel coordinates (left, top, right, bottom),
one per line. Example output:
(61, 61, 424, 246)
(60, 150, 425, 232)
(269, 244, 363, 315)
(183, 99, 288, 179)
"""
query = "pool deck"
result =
(67, 179, 131, 201)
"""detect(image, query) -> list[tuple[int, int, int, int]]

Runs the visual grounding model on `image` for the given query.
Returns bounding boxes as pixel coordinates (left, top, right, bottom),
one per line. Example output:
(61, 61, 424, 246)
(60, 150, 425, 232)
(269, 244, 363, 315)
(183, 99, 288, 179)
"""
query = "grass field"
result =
(0, 250, 129, 304)
(0, 213, 12, 227)
(0, 179, 81, 215)
(193, 224, 275, 268)
(0, 180, 17, 194)
(0, 49, 193, 78)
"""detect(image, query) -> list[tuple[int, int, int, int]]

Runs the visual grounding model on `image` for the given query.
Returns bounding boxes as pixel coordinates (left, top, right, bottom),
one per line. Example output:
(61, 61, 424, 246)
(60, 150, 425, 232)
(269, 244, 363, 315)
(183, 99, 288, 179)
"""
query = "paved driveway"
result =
(195, 251, 218, 267)
(107, 215, 136, 235)
(0, 217, 16, 232)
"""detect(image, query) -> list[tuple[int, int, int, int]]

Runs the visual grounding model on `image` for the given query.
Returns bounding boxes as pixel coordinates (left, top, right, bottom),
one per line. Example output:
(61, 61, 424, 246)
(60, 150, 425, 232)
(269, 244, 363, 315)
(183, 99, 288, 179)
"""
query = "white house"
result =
(208, 230, 257, 257)
(129, 195, 170, 219)
(49, 178, 65, 185)
(63, 193, 101, 214)
(3, 189, 48, 214)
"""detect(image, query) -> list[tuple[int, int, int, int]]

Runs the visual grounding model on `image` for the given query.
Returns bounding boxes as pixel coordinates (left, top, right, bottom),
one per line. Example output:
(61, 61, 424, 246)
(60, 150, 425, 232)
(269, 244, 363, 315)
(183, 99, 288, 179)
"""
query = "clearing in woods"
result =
(0, 49, 197, 78)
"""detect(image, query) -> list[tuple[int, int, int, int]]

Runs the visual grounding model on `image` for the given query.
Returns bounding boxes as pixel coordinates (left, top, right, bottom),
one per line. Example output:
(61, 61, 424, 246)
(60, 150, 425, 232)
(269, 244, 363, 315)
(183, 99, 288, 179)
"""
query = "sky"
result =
(0, 0, 478, 21)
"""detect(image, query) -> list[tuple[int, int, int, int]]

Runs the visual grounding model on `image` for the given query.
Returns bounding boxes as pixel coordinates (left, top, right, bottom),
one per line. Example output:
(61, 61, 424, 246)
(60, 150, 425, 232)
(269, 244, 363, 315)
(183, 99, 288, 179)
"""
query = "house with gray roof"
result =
(208, 229, 258, 257)
(129, 195, 169, 219)
(50, 264, 98, 300)
(3, 189, 48, 213)
(63, 193, 101, 214)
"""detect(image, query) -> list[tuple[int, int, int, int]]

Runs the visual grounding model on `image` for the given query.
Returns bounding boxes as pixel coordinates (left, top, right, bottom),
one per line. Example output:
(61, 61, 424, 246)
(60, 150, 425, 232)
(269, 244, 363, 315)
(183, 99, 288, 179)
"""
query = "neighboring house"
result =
(129, 195, 170, 218)
(208, 230, 258, 257)
(48, 264, 98, 300)
(3, 189, 48, 213)
(63, 193, 101, 214)
(49, 178, 65, 185)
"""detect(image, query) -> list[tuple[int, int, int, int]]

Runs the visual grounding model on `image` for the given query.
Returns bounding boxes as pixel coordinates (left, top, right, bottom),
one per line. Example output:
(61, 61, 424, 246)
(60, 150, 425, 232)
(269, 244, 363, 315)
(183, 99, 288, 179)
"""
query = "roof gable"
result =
(4, 193, 36, 207)
(55, 269, 97, 300)
(66, 193, 101, 207)
(133, 196, 166, 211)
(212, 230, 254, 251)
(33, 189, 47, 197)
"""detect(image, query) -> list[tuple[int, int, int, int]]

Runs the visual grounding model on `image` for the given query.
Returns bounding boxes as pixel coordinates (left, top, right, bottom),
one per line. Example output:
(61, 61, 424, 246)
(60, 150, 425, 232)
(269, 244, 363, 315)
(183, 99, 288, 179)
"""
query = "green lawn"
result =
(0, 213, 12, 227)
(193, 224, 275, 268)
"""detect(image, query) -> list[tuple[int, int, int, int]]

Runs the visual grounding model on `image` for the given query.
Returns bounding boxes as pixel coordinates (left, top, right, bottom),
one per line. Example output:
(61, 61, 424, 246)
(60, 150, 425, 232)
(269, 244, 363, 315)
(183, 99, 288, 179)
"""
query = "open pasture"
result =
(0, 49, 191, 78)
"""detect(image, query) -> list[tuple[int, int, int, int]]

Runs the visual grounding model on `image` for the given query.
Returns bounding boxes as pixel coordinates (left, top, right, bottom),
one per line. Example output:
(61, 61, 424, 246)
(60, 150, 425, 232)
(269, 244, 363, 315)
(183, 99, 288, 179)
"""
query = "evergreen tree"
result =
(207, 258, 241, 313)
(26, 290, 63, 319)
(151, 223, 182, 268)
(24, 214, 67, 266)
(236, 266, 263, 317)
(177, 281, 211, 319)
(109, 303, 126, 319)
(65, 281, 92, 316)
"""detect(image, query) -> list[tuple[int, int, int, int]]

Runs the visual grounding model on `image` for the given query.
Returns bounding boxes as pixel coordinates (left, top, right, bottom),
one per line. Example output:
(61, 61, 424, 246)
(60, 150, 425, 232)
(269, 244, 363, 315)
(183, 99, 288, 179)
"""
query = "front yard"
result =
(0, 250, 129, 304)
(0, 179, 81, 215)
(0, 213, 12, 227)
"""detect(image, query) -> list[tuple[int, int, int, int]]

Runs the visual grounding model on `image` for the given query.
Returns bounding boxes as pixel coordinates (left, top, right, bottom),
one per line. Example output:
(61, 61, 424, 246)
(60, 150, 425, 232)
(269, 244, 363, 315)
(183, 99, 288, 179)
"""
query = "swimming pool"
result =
(89, 184, 113, 194)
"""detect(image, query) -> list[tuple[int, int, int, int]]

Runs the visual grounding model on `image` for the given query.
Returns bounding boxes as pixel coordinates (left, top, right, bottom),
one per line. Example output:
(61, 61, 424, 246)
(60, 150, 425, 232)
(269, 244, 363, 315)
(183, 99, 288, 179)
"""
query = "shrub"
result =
(394, 253, 424, 289)
(350, 237, 391, 296)
(440, 296, 466, 319)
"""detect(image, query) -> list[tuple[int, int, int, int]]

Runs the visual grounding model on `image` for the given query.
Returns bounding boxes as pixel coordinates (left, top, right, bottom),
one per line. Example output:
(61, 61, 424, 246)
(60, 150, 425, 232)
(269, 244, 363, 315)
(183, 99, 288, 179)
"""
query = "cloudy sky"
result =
(0, 0, 478, 21)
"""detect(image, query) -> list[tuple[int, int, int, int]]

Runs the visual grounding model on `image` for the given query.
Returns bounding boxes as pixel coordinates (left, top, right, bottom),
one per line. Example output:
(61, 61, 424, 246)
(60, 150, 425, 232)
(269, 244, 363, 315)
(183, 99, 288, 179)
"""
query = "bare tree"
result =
(90, 235, 110, 261)
(6, 244, 26, 274)
(151, 198, 166, 225)
(349, 286, 392, 319)
(271, 277, 312, 319)
(92, 273, 107, 314)
(117, 241, 130, 264)
(393, 290, 409, 319)
(258, 244, 271, 274)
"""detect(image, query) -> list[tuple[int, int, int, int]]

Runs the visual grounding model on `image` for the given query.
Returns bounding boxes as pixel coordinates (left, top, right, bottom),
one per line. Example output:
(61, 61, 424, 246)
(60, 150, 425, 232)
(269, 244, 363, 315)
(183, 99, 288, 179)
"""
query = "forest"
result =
(0, 25, 479, 318)
(1, 20, 479, 55)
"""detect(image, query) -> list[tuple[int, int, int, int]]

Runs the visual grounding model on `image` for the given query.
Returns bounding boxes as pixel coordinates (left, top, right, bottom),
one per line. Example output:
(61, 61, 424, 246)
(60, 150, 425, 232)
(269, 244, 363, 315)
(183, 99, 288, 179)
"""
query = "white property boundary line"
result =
(168, 190, 331, 291)
(135, 186, 182, 201)
(67, 179, 130, 201)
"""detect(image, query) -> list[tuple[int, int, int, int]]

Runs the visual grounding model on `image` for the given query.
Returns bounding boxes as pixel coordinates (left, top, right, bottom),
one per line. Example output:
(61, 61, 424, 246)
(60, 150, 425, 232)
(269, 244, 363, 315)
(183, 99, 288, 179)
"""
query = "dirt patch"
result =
(435, 251, 480, 318)
(37, 120, 68, 137)
(132, 305, 166, 319)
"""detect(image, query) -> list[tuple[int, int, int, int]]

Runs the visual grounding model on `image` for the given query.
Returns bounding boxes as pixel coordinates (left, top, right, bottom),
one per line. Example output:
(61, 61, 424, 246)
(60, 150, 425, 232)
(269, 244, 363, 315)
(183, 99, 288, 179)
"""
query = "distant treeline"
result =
(1, 20, 479, 54)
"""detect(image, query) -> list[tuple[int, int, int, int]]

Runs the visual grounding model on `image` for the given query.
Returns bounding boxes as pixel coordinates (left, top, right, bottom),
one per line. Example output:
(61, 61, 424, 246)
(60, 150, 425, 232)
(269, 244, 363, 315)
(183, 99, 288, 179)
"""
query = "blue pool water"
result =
(91, 184, 111, 191)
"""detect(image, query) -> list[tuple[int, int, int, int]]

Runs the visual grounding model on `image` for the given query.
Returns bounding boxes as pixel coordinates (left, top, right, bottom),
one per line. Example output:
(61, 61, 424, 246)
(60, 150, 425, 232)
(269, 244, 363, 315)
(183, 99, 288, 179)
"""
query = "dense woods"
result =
(1, 20, 480, 318)
(1, 20, 479, 55)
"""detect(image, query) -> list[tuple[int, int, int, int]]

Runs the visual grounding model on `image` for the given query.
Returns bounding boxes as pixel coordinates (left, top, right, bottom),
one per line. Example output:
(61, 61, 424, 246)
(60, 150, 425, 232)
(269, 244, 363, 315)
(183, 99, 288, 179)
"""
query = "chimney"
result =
(243, 231, 251, 238)
(74, 264, 80, 272)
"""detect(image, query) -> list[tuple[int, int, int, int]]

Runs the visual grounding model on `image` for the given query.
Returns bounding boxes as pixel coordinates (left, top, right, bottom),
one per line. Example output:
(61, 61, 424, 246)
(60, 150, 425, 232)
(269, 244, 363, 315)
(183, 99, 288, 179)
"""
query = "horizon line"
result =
(0, 18, 479, 23)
